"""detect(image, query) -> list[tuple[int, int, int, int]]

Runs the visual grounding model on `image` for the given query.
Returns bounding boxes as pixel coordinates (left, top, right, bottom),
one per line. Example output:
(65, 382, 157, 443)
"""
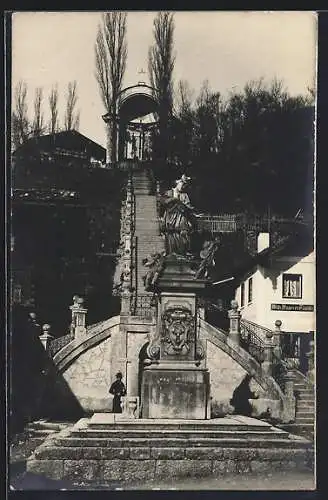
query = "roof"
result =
(232, 228, 314, 280)
(14, 130, 106, 161)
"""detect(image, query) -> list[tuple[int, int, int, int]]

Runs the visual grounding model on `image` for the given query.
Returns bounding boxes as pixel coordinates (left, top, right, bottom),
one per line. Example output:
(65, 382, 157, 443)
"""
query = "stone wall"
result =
(206, 340, 263, 403)
(54, 313, 283, 418)
(206, 340, 281, 419)
(62, 336, 113, 412)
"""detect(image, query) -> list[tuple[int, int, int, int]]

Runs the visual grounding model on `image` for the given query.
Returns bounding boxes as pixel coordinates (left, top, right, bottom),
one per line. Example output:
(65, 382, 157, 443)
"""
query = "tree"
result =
(12, 80, 30, 151)
(48, 84, 59, 134)
(64, 80, 80, 131)
(95, 12, 127, 163)
(148, 12, 175, 161)
(32, 87, 45, 137)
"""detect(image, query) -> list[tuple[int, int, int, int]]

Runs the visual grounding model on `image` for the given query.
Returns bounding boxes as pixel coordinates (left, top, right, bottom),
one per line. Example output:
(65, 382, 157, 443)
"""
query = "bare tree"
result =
(48, 84, 59, 134)
(32, 87, 45, 137)
(95, 12, 127, 163)
(12, 80, 30, 150)
(175, 79, 194, 117)
(64, 80, 80, 131)
(148, 12, 175, 160)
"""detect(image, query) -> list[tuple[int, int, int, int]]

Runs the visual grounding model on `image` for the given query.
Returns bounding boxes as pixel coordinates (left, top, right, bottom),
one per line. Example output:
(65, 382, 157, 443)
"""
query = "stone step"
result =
(295, 417, 314, 425)
(33, 441, 312, 461)
(67, 429, 291, 442)
(297, 396, 315, 402)
(26, 421, 70, 432)
(295, 411, 314, 418)
(297, 402, 315, 409)
(84, 422, 280, 432)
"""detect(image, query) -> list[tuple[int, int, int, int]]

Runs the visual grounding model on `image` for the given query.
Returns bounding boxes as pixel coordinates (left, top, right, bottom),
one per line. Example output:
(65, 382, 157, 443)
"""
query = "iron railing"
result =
(132, 293, 154, 319)
(240, 318, 275, 340)
(240, 320, 265, 364)
(196, 214, 237, 233)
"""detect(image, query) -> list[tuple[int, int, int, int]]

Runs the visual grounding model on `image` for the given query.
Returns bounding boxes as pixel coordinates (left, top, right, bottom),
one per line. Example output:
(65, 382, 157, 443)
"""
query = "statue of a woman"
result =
(160, 174, 195, 256)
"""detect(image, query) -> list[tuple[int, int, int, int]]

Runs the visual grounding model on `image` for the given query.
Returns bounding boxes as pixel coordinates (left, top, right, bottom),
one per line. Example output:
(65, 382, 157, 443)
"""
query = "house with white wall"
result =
(234, 231, 315, 370)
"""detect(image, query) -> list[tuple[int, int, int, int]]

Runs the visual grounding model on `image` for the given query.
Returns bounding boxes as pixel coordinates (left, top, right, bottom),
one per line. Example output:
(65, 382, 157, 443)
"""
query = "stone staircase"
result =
(25, 420, 72, 448)
(293, 371, 315, 439)
(132, 169, 164, 296)
(277, 371, 315, 440)
(26, 413, 313, 484)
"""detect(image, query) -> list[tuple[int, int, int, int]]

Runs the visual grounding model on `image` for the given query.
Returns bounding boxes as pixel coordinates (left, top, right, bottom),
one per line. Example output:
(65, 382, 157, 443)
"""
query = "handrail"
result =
(239, 319, 265, 364)
(240, 318, 275, 339)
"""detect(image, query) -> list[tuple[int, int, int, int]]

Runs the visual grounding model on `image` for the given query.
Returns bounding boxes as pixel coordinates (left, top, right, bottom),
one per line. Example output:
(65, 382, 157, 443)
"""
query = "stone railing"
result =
(118, 174, 137, 315)
(49, 332, 75, 357)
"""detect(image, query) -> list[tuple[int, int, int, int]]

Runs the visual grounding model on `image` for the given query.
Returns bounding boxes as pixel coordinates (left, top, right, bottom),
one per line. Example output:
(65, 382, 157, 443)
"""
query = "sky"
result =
(12, 11, 317, 148)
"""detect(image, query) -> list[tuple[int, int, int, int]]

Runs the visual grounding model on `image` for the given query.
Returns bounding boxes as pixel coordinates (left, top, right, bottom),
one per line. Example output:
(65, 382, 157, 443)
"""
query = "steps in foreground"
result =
(26, 413, 314, 484)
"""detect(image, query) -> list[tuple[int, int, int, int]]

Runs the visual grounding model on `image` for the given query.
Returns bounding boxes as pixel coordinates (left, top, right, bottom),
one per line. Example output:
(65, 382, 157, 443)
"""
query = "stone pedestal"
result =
(142, 363, 209, 419)
(140, 254, 210, 419)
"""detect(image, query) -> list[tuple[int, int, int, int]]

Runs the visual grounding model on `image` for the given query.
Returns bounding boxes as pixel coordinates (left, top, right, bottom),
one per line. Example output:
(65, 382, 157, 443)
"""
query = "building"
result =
(13, 130, 106, 167)
(234, 231, 315, 369)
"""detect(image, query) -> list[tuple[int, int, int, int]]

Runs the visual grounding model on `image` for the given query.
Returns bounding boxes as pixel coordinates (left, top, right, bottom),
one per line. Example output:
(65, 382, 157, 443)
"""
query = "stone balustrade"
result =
(113, 173, 137, 316)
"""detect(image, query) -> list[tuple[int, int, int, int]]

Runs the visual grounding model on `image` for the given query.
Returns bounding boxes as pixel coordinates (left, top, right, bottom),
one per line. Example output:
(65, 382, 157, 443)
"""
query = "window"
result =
(248, 277, 253, 303)
(282, 274, 302, 299)
(241, 282, 245, 307)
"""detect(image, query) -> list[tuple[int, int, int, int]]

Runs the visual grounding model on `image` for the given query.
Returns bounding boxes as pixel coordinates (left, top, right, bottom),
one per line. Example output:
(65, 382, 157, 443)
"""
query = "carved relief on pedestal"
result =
(161, 307, 195, 356)
(195, 339, 206, 361)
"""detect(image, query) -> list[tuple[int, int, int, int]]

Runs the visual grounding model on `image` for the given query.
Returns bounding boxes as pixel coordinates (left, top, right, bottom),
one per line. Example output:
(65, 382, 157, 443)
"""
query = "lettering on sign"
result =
(271, 303, 314, 312)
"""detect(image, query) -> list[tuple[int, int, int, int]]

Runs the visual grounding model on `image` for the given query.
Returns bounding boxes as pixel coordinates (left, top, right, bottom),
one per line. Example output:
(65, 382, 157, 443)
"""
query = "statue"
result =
(142, 251, 166, 291)
(160, 174, 195, 256)
(195, 236, 221, 279)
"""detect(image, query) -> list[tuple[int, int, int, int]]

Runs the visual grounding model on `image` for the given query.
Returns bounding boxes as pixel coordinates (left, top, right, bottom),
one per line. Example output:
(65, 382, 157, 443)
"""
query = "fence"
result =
(132, 293, 153, 319)
(196, 214, 237, 233)
(197, 213, 310, 235)
(239, 320, 265, 364)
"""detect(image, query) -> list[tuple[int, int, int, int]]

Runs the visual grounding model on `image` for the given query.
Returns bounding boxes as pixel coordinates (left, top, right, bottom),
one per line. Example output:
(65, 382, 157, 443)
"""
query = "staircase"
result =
(132, 169, 164, 297)
(277, 371, 315, 440)
(293, 372, 315, 438)
(27, 413, 314, 484)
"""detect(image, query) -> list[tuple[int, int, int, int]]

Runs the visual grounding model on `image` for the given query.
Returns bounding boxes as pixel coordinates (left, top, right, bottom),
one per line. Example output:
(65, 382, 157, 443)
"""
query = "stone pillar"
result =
(69, 296, 87, 339)
(283, 370, 296, 423)
(274, 319, 282, 343)
(306, 340, 315, 383)
(228, 300, 240, 345)
(198, 307, 205, 320)
(39, 324, 53, 353)
(121, 276, 131, 315)
(262, 330, 274, 376)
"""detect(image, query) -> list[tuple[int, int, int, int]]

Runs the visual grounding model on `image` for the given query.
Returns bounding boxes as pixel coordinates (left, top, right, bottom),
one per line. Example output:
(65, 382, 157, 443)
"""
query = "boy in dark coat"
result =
(109, 372, 126, 413)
